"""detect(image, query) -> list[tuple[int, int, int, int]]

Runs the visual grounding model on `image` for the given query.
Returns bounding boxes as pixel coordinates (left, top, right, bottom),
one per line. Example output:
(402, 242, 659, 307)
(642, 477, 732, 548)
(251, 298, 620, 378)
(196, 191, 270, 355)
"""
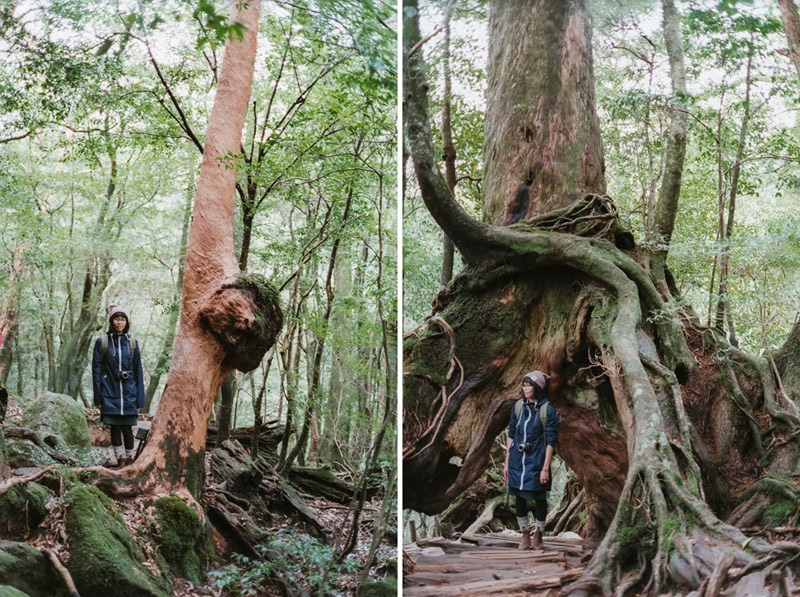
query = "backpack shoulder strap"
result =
(540, 402, 548, 435)
(514, 398, 523, 419)
(127, 334, 138, 354)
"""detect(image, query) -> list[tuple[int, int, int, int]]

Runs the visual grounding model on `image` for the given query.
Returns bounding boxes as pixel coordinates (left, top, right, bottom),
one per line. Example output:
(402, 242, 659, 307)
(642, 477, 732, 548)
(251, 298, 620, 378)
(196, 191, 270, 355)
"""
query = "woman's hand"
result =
(539, 468, 549, 484)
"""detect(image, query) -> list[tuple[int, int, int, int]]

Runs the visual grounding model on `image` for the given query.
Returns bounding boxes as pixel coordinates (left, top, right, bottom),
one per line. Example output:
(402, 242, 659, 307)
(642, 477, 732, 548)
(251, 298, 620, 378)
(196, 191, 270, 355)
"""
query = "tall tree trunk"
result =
(144, 187, 193, 412)
(482, 0, 605, 225)
(440, 0, 457, 286)
(0, 242, 29, 386)
(776, 318, 800, 396)
(779, 0, 800, 82)
(649, 0, 688, 298)
(714, 52, 753, 347)
(122, 0, 282, 498)
(404, 0, 798, 592)
(53, 145, 118, 400)
(279, 170, 357, 473)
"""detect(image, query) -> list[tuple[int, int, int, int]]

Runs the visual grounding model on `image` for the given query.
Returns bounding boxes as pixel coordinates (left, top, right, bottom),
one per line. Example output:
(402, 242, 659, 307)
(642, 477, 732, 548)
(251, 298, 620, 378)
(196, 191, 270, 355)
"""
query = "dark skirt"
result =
(102, 414, 138, 426)
(508, 486, 547, 501)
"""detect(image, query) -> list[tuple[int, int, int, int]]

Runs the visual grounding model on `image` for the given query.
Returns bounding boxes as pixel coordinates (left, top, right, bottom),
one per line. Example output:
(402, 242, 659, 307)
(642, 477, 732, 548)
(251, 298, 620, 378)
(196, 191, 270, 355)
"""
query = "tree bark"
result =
(779, 0, 800, 82)
(649, 0, 688, 298)
(0, 242, 29, 386)
(111, 0, 282, 498)
(440, 0, 457, 287)
(776, 318, 800, 396)
(714, 52, 752, 347)
(482, 0, 606, 225)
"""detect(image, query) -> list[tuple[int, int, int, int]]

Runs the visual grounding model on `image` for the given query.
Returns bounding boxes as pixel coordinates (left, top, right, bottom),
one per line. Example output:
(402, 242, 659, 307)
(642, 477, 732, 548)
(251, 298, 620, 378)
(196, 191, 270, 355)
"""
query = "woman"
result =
(503, 370, 558, 550)
(92, 304, 144, 468)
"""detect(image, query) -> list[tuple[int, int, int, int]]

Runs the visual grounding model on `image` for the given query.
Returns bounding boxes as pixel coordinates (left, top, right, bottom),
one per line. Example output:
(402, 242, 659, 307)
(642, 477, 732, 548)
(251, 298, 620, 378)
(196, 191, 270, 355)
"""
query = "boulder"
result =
(0, 483, 51, 539)
(0, 540, 67, 597)
(20, 392, 91, 453)
(65, 484, 171, 597)
(6, 440, 55, 469)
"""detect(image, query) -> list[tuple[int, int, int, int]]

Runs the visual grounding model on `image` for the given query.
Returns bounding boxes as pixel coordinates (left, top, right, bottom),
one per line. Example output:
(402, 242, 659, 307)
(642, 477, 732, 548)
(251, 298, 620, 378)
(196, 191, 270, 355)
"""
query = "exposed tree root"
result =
(0, 466, 58, 496)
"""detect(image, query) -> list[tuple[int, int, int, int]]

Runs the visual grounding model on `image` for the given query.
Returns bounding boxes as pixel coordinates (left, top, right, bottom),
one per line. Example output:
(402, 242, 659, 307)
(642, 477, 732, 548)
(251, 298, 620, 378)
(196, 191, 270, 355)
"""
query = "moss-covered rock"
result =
(0, 483, 51, 539)
(20, 392, 91, 453)
(5, 440, 56, 469)
(357, 577, 397, 597)
(0, 540, 67, 597)
(153, 496, 210, 585)
(0, 585, 30, 597)
(65, 484, 171, 596)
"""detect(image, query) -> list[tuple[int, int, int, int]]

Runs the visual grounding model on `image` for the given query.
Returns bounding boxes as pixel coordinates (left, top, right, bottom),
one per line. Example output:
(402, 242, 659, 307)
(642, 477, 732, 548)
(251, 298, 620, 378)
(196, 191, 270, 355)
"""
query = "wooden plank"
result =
(404, 567, 584, 596)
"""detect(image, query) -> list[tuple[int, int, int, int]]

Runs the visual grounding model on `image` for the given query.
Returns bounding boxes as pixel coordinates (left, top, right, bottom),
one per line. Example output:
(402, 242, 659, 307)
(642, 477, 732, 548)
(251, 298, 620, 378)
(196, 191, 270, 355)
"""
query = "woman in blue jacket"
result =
(92, 304, 144, 468)
(503, 370, 558, 550)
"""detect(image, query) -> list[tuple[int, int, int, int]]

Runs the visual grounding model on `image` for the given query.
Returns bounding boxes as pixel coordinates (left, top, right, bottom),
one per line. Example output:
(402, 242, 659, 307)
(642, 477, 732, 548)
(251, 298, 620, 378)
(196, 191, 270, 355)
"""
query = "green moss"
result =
(153, 496, 211, 585)
(615, 520, 655, 564)
(66, 484, 171, 596)
(6, 440, 56, 469)
(0, 585, 30, 597)
(234, 273, 283, 341)
(764, 500, 795, 526)
(0, 541, 66, 597)
(20, 392, 91, 453)
(357, 577, 398, 597)
(185, 451, 206, 500)
(660, 513, 681, 554)
(0, 483, 50, 539)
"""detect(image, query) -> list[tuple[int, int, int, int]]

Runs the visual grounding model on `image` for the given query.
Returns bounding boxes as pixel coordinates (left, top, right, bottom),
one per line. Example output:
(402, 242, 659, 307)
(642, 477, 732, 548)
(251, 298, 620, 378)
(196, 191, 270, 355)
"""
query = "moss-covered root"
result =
(65, 483, 172, 596)
(152, 496, 211, 585)
(565, 458, 800, 596)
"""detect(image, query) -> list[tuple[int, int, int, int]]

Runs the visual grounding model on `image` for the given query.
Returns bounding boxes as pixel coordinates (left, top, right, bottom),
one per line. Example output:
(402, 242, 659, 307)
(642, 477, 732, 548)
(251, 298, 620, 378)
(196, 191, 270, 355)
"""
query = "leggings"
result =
(110, 425, 134, 450)
(516, 496, 547, 522)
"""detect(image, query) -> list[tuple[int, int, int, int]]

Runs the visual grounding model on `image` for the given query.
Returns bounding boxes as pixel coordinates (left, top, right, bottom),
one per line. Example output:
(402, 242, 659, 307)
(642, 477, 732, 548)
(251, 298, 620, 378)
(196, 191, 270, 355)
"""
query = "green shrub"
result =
(210, 529, 359, 596)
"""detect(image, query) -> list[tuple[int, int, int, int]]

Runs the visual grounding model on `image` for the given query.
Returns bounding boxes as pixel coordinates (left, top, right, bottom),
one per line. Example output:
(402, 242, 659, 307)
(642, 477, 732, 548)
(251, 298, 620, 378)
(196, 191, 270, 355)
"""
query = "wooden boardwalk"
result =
(404, 532, 588, 596)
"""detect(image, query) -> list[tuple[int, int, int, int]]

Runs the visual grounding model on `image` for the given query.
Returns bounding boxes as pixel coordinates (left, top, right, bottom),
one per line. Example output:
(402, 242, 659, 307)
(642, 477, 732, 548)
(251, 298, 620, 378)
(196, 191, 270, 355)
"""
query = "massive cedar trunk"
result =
(404, 0, 800, 593)
(97, 0, 282, 498)
(482, 0, 605, 225)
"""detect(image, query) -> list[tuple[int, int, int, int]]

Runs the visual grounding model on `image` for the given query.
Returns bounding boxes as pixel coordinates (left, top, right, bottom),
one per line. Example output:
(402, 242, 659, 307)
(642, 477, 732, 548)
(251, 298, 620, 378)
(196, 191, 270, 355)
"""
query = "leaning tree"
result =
(403, 0, 800, 593)
(82, 0, 282, 500)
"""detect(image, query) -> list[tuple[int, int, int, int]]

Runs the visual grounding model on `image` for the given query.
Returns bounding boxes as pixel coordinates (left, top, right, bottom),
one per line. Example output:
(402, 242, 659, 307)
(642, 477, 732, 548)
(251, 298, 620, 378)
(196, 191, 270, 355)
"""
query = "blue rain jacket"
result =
(92, 333, 144, 415)
(507, 397, 558, 492)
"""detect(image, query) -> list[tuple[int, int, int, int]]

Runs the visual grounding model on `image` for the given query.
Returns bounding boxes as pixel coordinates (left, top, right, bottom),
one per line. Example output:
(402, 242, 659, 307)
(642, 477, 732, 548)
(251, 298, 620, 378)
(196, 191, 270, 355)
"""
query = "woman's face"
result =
(112, 315, 127, 333)
(522, 381, 534, 399)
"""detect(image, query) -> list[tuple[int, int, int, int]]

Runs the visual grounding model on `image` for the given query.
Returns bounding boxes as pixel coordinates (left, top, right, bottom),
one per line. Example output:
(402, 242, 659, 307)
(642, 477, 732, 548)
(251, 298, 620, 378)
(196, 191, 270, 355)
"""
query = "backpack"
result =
(100, 333, 138, 356)
(514, 398, 561, 441)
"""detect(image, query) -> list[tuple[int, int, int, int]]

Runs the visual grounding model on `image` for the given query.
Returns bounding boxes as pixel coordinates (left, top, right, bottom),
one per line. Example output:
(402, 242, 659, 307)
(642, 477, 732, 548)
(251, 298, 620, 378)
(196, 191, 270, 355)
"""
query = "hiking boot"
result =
(531, 529, 544, 550)
(117, 457, 130, 468)
(519, 529, 531, 550)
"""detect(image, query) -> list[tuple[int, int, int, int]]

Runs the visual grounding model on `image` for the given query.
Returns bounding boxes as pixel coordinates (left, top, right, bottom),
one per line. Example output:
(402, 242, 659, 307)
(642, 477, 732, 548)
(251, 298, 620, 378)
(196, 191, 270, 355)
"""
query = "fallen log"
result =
(260, 468, 331, 543)
(206, 422, 283, 456)
(287, 466, 380, 505)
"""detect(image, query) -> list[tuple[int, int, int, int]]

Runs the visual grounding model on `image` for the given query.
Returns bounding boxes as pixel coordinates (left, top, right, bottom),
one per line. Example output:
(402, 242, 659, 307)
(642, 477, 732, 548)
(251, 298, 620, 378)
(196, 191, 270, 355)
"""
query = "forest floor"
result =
(3, 395, 396, 596)
(403, 532, 587, 596)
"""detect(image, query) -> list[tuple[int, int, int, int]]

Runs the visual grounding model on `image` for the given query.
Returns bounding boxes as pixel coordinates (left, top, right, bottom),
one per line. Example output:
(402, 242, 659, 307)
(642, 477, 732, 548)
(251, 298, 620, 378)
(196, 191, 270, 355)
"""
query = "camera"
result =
(517, 442, 533, 454)
(116, 370, 132, 381)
